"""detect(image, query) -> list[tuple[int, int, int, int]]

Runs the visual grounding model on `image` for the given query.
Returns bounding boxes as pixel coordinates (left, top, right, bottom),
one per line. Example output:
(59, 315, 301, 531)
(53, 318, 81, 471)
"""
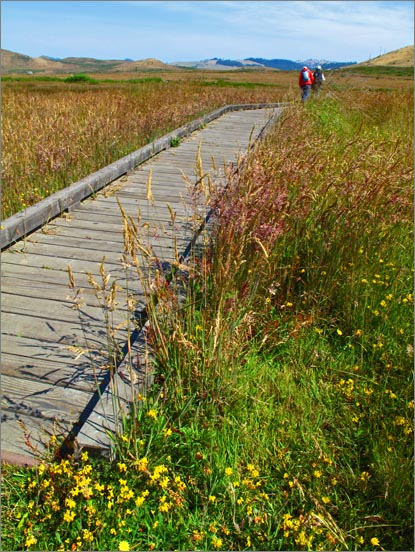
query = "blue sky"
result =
(1, 1, 413, 63)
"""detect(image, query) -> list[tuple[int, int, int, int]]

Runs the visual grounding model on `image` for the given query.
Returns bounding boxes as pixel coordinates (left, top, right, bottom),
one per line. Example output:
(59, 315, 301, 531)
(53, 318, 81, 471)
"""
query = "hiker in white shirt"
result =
(312, 65, 325, 94)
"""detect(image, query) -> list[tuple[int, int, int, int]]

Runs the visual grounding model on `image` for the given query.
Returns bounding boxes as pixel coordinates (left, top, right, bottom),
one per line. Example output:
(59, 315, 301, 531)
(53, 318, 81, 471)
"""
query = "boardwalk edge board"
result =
(1, 103, 282, 251)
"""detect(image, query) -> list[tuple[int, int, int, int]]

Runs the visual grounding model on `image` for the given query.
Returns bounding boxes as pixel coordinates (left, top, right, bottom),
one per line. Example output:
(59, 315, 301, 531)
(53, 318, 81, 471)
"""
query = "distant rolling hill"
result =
(1, 45, 412, 75)
(0, 49, 172, 74)
(356, 45, 413, 67)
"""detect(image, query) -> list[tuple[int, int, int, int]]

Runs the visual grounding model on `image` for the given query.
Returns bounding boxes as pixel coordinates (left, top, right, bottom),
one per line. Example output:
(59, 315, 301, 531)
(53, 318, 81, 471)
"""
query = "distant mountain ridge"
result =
(1, 46, 412, 74)
(171, 57, 356, 70)
(247, 58, 355, 70)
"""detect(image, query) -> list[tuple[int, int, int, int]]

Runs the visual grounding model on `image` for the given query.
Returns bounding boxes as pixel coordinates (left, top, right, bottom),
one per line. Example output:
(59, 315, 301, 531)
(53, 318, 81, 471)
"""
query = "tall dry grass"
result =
(1, 79, 289, 219)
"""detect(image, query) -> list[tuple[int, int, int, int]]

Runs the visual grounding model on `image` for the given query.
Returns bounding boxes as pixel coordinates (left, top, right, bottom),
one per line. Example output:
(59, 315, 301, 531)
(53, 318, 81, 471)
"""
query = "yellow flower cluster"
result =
(337, 378, 355, 400)
(394, 415, 413, 435)
(282, 512, 319, 549)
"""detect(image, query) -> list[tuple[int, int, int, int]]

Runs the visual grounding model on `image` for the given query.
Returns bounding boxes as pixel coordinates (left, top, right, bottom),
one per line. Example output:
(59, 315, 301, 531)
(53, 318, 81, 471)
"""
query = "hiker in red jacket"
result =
(299, 66, 314, 102)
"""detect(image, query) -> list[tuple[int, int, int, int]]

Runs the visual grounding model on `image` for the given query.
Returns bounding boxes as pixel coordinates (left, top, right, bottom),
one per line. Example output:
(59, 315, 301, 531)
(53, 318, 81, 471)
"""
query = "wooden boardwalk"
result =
(1, 106, 280, 464)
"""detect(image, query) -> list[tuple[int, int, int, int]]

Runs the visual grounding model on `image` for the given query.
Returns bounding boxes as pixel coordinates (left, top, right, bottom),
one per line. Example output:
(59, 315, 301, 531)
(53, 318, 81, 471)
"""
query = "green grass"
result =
(1, 75, 63, 82)
(1, 88, 413, 551)
(341, 65, 414, 77)
(64, 74, 99, 84)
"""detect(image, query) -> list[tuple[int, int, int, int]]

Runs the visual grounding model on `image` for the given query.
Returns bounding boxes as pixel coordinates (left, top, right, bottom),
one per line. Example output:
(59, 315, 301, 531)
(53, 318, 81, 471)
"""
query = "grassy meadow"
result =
(1, 69, 414, 551)
(1, 71, 289, 220)
(1, 66, 412, 219)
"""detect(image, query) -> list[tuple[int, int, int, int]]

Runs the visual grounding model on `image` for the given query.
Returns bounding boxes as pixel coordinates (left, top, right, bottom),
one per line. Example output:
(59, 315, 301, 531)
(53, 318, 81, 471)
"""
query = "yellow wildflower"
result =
(63, 510, 76, 523)
(150, 464, 168, 482)
(28, 479, 37, 490)
(212, 536, 223, 549)
(135, 457, 148, 471)
(371, 537, 380, 546)
(135, 495, 146, 507)
(158, 501, 170, 512)
(247, 463, 260, 477)
(25, 534, 38, 548)
(83, 529, 94, 543)
(118, 541, 130, 551)
(225, 467, 233, 476)
(65, 498, 76, 509)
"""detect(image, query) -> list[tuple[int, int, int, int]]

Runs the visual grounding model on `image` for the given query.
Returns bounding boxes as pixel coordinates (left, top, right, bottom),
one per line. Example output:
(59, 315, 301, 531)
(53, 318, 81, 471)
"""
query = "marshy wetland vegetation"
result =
(1, 66, 413, 550)
(1, 65, 412, 219)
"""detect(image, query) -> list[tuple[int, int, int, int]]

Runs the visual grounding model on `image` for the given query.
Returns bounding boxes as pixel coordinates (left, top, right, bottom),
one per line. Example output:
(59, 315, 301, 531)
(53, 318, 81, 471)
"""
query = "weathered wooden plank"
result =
(57, 210, 192, 230)
(73, 195, 191, 214)
(1, 263, 118, 288)
(0, 411, 63, 462)
(1, 281, 146, 313)
(29, 223, 191, 246)
(3, 240, 189, 275)
(1, 348, 103, 392)
(1, 312, 130, 350)
(21, 236, 191, 264)
(1, 251, 132, 274)
(1, 374, 92, 422)
(43, 210, 197, 242)
(1, 279, 108, 301)
(1, 253, 172, 291)
(1, 295, 132, 330)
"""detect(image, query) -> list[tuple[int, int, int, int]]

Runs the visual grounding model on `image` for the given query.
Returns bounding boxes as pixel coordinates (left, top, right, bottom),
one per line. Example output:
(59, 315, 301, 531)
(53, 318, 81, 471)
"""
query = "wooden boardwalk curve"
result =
(1, 106, 280, 464)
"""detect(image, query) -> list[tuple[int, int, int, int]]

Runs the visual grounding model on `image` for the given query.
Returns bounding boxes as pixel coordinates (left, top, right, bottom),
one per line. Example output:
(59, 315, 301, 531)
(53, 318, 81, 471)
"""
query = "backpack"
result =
(301, 70, 309, 82)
